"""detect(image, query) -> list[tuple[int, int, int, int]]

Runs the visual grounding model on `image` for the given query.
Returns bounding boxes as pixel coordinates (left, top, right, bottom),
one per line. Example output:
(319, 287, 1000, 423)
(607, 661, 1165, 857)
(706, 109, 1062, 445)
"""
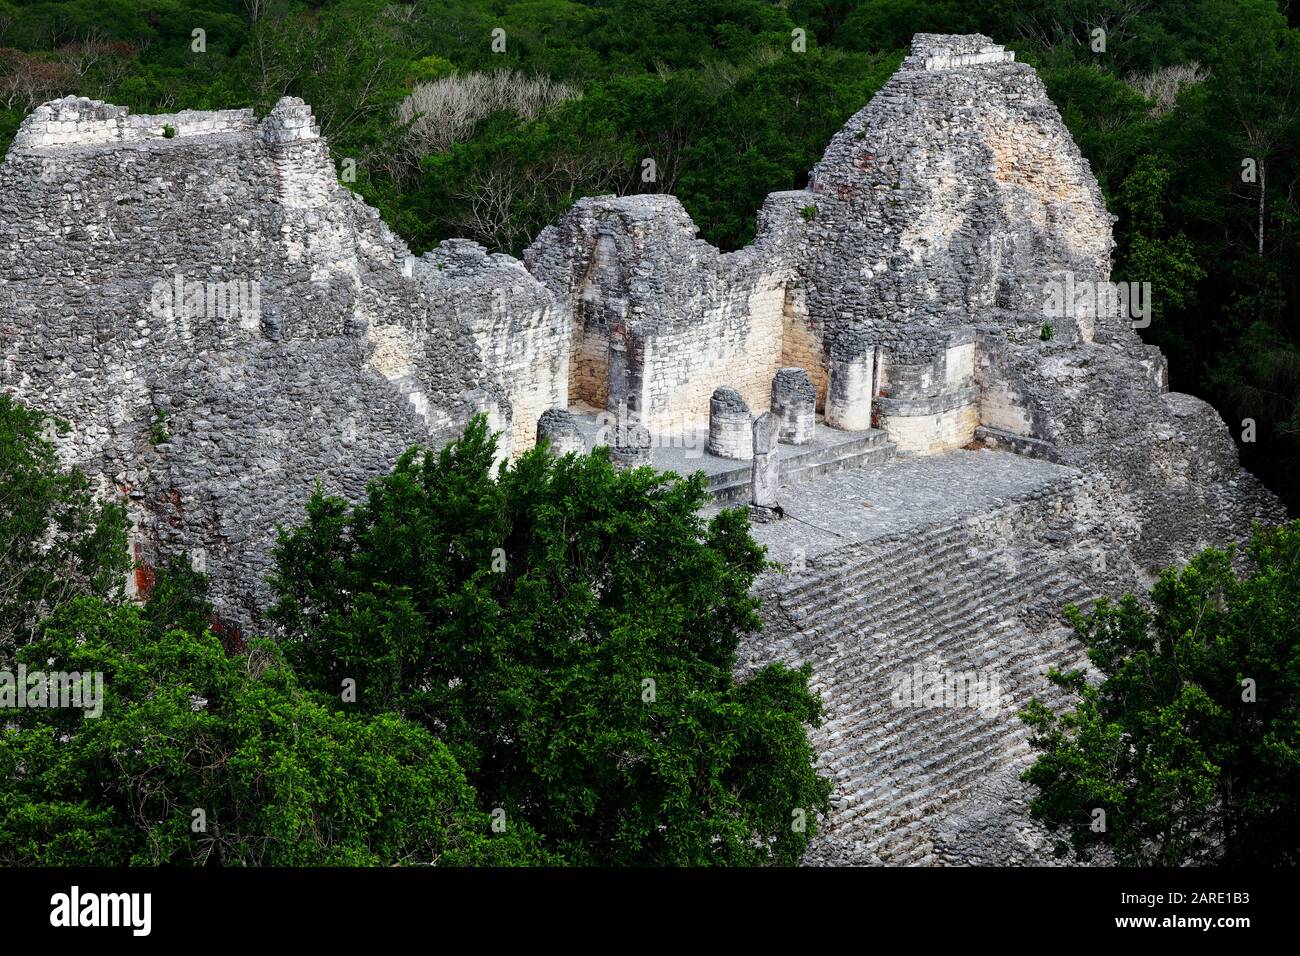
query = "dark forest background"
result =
(2, 0, 1297, 507)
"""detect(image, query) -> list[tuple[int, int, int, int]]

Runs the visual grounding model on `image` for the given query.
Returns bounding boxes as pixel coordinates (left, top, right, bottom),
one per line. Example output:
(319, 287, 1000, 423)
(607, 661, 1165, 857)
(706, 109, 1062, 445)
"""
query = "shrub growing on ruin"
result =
(148, 408, 171, 443)
(0, 396, 129, 653)
(1021, 521, 1300, 865)
(270, 415, 831, 865)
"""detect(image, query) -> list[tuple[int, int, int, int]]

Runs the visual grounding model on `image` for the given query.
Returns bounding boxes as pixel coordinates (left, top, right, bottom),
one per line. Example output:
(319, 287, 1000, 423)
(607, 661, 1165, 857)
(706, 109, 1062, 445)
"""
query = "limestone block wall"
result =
(526, 191, 815, 434)
(779, 283, 830, 410)
(12, 97, 257, 148)
(417, 239, 568, 455)
(638, 270, 786, 433)
(875, 396, 979, 454)
(974, 328, 1038, 437)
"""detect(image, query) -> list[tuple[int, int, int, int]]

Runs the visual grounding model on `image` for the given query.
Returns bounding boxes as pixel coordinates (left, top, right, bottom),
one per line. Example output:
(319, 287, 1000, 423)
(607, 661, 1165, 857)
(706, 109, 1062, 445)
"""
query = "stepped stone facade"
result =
(1, 34, 1285, 862)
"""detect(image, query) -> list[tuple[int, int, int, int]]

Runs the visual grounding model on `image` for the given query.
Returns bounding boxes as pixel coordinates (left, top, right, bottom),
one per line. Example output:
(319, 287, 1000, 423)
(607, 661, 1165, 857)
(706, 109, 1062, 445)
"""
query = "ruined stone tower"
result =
(0, 96, 562, 629)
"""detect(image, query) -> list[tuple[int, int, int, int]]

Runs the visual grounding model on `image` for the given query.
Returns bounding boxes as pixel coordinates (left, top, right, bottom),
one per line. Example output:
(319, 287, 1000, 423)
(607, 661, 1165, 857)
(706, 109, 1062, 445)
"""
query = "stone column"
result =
(750, 411, 781, 518)
(826, 335, 875, 431)
(707, 386, 752, 460)
(610, 406, 652, 471)
(536, 408, 584, 456)
(771, 367, 816, 444)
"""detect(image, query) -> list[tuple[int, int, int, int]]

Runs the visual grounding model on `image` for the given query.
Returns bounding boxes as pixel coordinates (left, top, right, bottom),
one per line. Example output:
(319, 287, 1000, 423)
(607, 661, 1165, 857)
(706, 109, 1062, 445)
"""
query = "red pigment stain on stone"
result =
(208, 614, 246, 655)
(133, 557, 156, 602)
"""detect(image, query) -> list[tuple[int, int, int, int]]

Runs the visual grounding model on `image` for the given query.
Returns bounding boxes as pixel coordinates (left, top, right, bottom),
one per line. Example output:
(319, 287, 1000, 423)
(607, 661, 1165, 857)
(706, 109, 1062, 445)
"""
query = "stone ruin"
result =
(1, 34, 1285, 864)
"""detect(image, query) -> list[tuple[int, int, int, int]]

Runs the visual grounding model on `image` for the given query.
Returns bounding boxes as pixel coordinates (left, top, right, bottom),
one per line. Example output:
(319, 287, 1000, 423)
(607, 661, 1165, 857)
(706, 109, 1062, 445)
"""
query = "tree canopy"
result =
(1021, 520, 1300, 866)
(271, 416, 831, 865)
(0, 586, 549, 866)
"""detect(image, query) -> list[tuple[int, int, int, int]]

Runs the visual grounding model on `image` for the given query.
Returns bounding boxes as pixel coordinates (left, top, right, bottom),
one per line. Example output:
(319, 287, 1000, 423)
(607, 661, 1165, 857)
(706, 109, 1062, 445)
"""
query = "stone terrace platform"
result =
(567, 409, 896, 503)
(712, 447, 1082, 559)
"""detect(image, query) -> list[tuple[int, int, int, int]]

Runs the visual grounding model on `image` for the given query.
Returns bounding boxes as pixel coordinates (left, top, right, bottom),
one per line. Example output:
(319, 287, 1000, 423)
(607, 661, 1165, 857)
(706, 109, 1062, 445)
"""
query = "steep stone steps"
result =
(790, 558, 1004, 655)
(773, 535, 975, 631)
(707, 429, 895, 503)
(749, 481, 1108, 865)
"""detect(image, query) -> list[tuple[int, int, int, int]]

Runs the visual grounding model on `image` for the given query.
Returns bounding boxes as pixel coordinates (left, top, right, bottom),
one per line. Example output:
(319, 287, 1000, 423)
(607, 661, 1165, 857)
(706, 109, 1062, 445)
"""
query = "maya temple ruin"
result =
(0, 34, 1284, 864)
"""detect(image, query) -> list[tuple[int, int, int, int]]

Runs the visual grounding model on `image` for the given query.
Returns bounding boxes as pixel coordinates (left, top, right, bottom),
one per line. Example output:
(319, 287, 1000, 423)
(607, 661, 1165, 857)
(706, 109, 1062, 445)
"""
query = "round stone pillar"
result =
(536, 408, 585, 456)
(771, 367, 816, 444)
(610, 416, 652, 471)
(826, 336, 874, 431)
(707, 386, 752, 460)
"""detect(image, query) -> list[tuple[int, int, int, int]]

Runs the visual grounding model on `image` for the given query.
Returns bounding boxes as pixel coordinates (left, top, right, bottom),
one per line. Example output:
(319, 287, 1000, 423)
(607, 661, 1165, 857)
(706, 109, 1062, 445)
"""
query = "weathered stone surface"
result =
(526, 191, 814, 434)
(731, 451, 1139, 865)
(750, 411, 781, 511)
(826, 336, 875, 432)
(536, 407, 584, 456)
(772, 367, 815, 445)
(707, 385, 752, 460)
(0, 96, 527, 632)
(608, 410, 652, 471)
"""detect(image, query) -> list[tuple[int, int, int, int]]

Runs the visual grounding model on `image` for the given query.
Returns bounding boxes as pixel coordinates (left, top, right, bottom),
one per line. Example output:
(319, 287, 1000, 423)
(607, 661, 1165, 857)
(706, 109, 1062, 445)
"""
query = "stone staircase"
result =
(708, 428, 895, 503)
(748, 497, 1112, 865)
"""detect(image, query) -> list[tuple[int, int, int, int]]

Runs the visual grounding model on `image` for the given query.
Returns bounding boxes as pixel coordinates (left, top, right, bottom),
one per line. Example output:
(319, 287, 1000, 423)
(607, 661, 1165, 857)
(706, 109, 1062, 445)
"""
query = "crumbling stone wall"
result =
(793, 33, 1280, 560)
(525, 191, 812, 434)
(417, 239, 568, 455)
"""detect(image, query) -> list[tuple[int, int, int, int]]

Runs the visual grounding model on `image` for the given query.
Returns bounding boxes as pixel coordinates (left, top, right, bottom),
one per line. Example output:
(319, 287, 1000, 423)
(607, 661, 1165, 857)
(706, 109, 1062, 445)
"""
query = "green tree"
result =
(833, 0, 977, 52)
(1209, 321, 1300, 484)
(0, 395, 129, 653)
(0, 579, 549, 866)
(1113, 152, 1206, 360)
(1021, 521, 1300, 865)
(270, 416, 831, 865)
